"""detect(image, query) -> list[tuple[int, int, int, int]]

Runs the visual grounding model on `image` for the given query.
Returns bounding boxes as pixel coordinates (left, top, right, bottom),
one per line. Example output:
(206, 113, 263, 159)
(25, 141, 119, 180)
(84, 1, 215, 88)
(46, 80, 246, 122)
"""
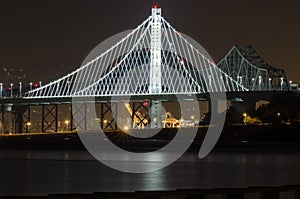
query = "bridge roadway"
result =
(0, 91, 277, 106)
(0, 91, 286, 133)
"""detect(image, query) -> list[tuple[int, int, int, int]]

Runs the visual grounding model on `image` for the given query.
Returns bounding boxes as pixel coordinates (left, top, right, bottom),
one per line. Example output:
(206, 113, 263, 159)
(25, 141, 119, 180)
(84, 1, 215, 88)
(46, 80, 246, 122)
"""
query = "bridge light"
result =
(289, 80, 292, 84)
(123, 125, 130, 131)
(243, 113, 247, 125)
(153, 4, 159, 9)
(10, 83, 13, 98)
(34, 83, 39, 88)
(142, 101, 148, 107)
(19, 82, 22, 96)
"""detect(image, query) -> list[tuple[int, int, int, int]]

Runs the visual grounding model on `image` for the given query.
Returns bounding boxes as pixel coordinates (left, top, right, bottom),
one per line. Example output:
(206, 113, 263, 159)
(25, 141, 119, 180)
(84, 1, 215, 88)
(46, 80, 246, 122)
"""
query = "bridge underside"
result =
(0, 91, 281, 134)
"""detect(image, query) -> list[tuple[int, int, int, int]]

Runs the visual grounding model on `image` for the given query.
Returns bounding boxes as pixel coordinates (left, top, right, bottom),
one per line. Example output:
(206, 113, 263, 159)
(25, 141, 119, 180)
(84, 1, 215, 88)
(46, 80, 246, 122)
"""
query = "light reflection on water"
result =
(1, 149, 300, 195)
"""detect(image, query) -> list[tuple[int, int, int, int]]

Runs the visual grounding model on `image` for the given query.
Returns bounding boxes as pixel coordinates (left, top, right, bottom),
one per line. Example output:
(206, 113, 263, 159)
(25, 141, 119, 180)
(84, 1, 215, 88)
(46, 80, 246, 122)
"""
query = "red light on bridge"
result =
(153, 4, 159, 9)
(142, 102, 149, 107)
(34, 83, 39, 88)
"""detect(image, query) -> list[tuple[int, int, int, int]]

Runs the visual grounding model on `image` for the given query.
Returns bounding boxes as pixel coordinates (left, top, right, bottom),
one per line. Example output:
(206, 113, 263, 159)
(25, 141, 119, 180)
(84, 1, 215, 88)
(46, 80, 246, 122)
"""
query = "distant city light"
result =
(123, 125, 130, 131)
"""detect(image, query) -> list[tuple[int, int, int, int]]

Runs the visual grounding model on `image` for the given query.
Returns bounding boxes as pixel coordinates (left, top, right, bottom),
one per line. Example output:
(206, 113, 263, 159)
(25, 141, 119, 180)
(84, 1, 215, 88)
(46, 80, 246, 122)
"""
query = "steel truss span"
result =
(24, 8, 249, 99)
(217, 45, 289, 91)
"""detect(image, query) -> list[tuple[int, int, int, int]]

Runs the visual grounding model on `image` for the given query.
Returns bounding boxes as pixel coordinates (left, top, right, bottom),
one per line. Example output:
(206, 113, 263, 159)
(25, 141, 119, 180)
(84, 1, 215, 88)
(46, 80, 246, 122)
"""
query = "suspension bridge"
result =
(0, 6, 290, 134)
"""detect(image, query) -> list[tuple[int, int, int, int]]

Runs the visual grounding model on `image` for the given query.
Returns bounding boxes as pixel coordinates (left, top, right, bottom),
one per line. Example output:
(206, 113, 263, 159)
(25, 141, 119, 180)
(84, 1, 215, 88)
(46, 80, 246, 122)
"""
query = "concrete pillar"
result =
(150, 100, 162, 128)
(14, 105, 29, 133)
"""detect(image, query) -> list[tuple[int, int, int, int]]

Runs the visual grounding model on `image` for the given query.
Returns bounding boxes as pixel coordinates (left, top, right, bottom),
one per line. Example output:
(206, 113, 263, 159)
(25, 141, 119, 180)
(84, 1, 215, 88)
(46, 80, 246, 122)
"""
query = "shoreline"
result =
(1, 125, 300, 152)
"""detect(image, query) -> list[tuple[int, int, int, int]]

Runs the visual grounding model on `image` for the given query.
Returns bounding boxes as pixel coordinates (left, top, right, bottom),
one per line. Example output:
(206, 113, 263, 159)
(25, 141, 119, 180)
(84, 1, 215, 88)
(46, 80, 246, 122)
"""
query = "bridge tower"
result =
(149, 5, 163, 128)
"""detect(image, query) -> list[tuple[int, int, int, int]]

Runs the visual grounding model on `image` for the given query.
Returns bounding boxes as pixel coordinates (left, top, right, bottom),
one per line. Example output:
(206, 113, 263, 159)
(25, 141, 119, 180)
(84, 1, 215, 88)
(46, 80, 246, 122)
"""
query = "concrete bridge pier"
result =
(150, 100, 163, 128)
(14, 105, 30, 133)
(1, 104, 14, 134)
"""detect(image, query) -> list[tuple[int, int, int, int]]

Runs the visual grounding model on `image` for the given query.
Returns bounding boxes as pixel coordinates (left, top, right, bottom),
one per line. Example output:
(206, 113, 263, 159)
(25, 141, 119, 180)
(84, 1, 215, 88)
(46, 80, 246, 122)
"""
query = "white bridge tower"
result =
(149, 5, 163, 128)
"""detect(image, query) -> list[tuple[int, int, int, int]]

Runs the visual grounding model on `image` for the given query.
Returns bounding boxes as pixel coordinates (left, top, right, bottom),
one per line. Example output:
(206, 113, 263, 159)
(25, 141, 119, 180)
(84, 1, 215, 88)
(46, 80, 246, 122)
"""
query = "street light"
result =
(29, 82, 33, 91)
(10, 83, 13, 98)
(268, 78, 272, 90)
(19, 82, 22, 96)
(243, 113, 247, 125)
(26, 122, 31, 133)
(65, 120, 69, 131)
(123, 125, 130, 131)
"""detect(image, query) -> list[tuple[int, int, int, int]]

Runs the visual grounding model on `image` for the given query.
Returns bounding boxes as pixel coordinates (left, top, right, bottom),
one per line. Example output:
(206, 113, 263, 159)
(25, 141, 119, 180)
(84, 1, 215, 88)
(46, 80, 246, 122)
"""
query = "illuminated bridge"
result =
(0, 6, 290, 133)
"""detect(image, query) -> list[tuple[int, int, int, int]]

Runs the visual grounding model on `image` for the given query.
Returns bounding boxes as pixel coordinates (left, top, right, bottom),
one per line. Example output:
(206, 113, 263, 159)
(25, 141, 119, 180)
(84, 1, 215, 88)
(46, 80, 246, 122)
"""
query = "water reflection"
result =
(1, 149, 300, 195)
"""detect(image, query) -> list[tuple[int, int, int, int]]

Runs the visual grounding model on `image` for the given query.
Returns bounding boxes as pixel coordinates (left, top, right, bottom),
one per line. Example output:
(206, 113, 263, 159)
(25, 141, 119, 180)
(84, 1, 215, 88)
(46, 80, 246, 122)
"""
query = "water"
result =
(1, 149, 300, 195)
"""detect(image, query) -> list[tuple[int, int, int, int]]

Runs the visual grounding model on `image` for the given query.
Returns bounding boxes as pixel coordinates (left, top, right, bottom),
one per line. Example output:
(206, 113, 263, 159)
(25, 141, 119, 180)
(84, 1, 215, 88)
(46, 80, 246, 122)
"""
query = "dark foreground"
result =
(0, 186, 299, 199)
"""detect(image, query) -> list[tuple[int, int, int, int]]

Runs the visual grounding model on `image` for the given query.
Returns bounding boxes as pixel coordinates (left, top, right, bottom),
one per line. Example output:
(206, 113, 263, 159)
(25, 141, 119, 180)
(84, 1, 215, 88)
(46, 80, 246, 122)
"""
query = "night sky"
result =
(0, 0, 299, 86)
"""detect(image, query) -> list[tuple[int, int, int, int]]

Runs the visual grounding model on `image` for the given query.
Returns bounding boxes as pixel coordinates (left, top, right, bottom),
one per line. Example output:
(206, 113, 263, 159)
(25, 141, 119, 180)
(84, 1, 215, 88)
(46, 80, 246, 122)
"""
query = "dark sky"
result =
(0, 0, 299, 86)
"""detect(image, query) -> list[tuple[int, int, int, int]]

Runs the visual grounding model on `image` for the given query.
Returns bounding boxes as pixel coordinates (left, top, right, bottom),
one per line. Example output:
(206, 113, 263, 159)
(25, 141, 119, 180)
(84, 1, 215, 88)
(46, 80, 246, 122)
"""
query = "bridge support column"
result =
(69, 105, 73, 131)
(130, 101, 150, 129)
(23, 107, 31, 133)
(1, 104, 13, 134)
(0, 104, 5, 134)
(150, 100, 162, 128)
(72, 103, 87, 131)
(101, 103, 118, 130)
(42, 104, 58, 132)
(14, 105, 29, 133)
